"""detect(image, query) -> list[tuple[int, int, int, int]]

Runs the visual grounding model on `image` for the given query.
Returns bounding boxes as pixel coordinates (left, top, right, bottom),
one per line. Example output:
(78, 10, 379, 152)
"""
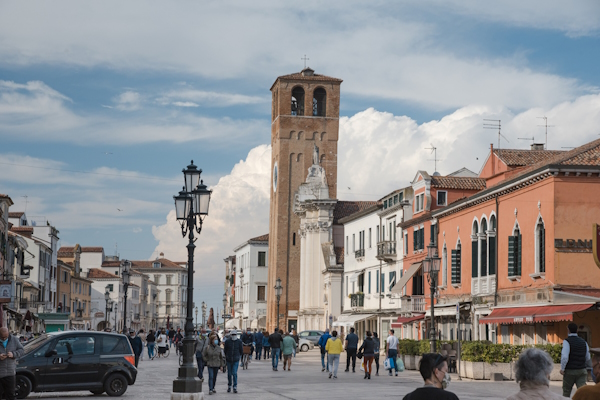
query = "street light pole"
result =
(104, 287, 110, 330)
(422, 224, 441, 353)
(274, 278, 282, 330)
(121, 260, 131, 334)
(222, 293, 227, 330)
(195, 307, 198, 330)
(202, 301, 207, 330)
(172, 160, 212, 395)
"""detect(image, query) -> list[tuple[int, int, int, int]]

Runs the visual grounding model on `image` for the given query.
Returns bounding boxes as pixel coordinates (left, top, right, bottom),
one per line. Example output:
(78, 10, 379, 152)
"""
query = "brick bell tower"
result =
(267, 67, 342, 332)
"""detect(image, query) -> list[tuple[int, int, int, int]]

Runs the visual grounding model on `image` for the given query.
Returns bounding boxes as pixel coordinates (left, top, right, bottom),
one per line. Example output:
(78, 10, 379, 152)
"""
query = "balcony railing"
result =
(377, 241, 397, 261)
(355, 249, 365, 259)
(401, 295, 425, 313)
(350, 293, 364, 307)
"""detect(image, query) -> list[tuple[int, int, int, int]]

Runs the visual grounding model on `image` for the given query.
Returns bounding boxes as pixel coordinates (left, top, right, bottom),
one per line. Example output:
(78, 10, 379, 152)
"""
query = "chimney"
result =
(160, 252, 164, 258)
(531, 143, 545, 151)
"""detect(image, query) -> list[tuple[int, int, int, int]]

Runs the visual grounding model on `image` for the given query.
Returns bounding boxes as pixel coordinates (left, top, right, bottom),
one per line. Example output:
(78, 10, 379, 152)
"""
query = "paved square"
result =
(24, 350, 569, 399)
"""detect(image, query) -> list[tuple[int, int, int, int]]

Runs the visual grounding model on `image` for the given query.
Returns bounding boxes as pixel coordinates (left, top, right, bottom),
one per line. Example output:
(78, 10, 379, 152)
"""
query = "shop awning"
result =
(391, 262, 422, 294)
(348, 270, 363, 283)
(479, 303, 594, 325)
(391, 315, 425, 328)
(332, 313, 374, 328)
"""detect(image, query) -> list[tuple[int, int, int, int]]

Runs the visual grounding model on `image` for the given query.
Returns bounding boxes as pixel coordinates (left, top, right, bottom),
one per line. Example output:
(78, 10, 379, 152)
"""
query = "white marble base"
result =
(171, 392, 205, 400)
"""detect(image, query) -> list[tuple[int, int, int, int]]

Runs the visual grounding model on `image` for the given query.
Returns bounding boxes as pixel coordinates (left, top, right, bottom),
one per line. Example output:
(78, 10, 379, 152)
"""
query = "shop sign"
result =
(555, 238, 592, 253)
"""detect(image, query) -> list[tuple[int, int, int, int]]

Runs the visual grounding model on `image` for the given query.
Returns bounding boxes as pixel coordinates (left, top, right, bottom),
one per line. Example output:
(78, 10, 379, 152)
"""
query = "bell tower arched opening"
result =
(313, 88, 326, 116)
(291, 87, 305, 116)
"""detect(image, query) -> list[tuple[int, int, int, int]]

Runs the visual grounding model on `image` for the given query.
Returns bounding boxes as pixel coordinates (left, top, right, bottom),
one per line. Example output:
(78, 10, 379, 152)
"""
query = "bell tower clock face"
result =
(273, 162, 278, 193)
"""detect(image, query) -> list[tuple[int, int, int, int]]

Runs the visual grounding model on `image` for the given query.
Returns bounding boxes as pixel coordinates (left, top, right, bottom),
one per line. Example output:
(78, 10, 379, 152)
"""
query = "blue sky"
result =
(1, 1, 599, 313)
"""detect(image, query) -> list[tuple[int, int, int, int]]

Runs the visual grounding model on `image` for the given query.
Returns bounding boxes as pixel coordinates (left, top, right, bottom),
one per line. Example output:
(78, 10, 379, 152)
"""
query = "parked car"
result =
(16, 331, 137, 398)
(298, 337, 314, 352)
(298, 330, 324, 346)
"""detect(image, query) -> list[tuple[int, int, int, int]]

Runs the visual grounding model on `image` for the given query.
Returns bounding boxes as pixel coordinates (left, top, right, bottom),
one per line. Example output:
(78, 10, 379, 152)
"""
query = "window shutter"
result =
(480, 238, 487, 277)
(420, 228, 425, 250)
(430, 224, 435, 243)
(540, 227, 545, 273)
(517, 234, 522, 276)
(471, 240, 478, 278)
(508, 236, 515, 276)
(488, 237, 496, 275)
(413, 230, 417, 251)
(451, 250, 458, 284)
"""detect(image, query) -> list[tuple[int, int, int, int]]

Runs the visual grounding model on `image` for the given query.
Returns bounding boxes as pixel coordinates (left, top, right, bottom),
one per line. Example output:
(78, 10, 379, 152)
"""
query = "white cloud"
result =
(133, 227, 142, 233)
(172, 101, 199, 108)
(113, 91, 141, 111)
(157, 89, 268, 108)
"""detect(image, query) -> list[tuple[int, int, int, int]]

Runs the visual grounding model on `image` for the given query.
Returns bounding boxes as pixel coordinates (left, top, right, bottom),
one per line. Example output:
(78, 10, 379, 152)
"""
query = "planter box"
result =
(403, 355, 416, 370)
(414, 355, 422, 370)
(484, 362, 513, 381)
(460, 361, 485, 380)
(459, 361, 562, 381)
(550, 364, 562, 381)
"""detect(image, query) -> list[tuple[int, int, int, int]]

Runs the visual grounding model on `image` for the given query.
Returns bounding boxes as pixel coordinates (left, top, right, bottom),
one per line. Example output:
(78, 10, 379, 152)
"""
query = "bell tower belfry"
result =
(267, 68, 342, 331)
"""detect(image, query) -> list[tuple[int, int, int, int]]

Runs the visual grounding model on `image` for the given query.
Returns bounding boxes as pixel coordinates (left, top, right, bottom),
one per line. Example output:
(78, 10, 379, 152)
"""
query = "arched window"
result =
(471, 221, 479, 279)
(442, 244, 447, 287)
(291, 87, 305, 116)
(488, 215, 497, 275)
(509, 223, 522, 277)
(313, 88, 326, 116)
(535, 218, 545, 273)
(451, 240, 461, 285)
(480, 219, 488, 277)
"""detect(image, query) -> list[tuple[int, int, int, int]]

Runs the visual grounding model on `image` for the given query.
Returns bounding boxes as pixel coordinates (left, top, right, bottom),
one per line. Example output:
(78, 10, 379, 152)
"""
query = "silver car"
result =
(298, 337, 314, 352)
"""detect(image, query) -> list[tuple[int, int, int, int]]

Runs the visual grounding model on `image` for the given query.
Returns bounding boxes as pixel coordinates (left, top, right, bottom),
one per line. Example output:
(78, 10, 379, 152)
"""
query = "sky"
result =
(1, 1, 599, 316)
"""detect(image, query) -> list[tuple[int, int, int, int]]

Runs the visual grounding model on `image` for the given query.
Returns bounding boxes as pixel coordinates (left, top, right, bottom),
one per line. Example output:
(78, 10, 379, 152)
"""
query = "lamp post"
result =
(274, 278, 283, 330)
(172, 160, 212, 395)
(121, 260, 131, 334)
(422, 224, 441, 353)
(104, 287, 110, 329)
(222, 293, 227, 330)
(195, 306, 198, 330)
(202, 301, 207, 329)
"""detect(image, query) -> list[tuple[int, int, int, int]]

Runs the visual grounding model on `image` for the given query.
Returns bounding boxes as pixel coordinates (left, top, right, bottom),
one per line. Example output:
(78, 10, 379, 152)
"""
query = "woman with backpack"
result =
(146, 330, 156, 359)
(358, 331, 376, 379)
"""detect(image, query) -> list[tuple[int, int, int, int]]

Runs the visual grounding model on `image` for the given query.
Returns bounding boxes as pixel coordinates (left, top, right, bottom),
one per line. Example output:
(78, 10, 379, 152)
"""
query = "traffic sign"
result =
(222, 314, 232, 318)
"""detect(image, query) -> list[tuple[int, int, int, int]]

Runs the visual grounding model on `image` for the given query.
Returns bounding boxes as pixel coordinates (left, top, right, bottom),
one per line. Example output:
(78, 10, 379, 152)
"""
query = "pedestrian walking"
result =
(505, 348, 563, 400)
(128, 330, 143, 367)
(223, 330, 243, 393)
(403, 353, 458, 400)
(373, 332, 380, 376)
(358, 331, 375, 379)
(344, 327, 359, 373)
(241, 328, 254, 366)
(138, 329, 146, 361)
(268, 329, 283, 371)
(386, 329, 400, 376)
(146, 330, 156, 359)
(0, 327, 24, 400)
(262, 331, 271, 359)
(157, 329, 168, 356)
(573, 348, 600, 400)
(282, 332, 297, 371)
(168, 328, 176, 348)
(203, 333, 225, 395)
(326, 330, 343, 379)
(174, 329, 184, 355)
(195, 329, 209, 381)
(317, 329, 331, 372)
(255, 329, 264, 360)
(561, 323, 591, 397)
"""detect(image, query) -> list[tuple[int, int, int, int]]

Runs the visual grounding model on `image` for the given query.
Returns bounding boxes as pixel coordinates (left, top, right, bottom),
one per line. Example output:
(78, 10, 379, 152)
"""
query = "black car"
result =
(298, 330, 325, 345)
(16, 331, 137, 398)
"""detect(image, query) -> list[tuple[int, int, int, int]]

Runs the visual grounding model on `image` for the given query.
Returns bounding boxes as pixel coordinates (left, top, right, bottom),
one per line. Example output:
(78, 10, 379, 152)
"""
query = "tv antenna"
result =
(537, 116, 554, 150)
(21, 195, 29, 213)
(425, 144, 440, 172)
(484, 119, 509, 150)
(518, 136, 535, 146)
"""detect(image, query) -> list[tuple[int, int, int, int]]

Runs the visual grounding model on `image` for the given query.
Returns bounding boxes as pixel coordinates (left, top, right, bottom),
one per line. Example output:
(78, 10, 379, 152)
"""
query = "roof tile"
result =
(101, 258, 186, 270)
(8, 212, 24, 218)
(87, 268, 119, 279)
(334, 201, 378, 224)
(430, 176, 486, 191)
(494, 149, 564, 167)
(249, 234, 269, 242)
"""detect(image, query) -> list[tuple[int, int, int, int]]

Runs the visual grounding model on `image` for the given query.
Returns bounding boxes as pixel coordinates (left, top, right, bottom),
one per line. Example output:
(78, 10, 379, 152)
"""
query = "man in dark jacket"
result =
(344, 327, 359, 373)
(128, 330, 143, 367)
(317, 329, 331, 372)
(241, 328, 254, 361)
(268, 329, 283, 371)
(224, 330, 243, 393)
(0, 328, 24, 400)
(254, 329, 264, 360)
(561, 322, 591, 397)
(195, 330, 209, 380)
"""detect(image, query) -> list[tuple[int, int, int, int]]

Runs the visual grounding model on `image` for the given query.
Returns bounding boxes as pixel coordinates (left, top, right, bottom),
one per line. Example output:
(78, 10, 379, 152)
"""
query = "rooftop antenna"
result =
(425, 144, 440, 172)
(114, 242, 118, 257)
(484, 119, 509, 150)
(301, 54, 309, 69)
(537, 117, 554, 150)
(518, 136, 535, 146)
(21, 195, 28, 213)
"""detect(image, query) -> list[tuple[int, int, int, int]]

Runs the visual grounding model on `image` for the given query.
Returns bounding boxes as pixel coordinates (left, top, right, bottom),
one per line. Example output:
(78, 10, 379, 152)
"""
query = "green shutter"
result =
(540, 228, 545, 273)
(517, 234, 522, 276)
(413, 230, 417, 251)
(480, 239, 487, 277)
(368, 271, 371, 294)
(489, 237, 496, 275)
(508, 236, 515, 276)
(471, 240, 478, 278)
(451, 250, 458, 284)
(420, 228, 425, 250)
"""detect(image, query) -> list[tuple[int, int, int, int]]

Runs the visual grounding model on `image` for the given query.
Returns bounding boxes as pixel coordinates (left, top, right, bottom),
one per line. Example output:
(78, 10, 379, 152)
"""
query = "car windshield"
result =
(23, 334, 48, 355)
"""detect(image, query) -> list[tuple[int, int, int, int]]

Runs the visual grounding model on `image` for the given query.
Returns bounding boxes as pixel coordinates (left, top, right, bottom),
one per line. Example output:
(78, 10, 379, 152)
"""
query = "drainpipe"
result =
(494, 195, 499, 307)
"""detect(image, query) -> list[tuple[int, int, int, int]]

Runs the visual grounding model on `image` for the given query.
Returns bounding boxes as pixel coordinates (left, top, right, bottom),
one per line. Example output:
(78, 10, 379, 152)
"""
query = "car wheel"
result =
(301, 344, 309, 352)
(104, 373, 128, 397)
(15, 375, 32, 400)
(90, 389, 105, 395)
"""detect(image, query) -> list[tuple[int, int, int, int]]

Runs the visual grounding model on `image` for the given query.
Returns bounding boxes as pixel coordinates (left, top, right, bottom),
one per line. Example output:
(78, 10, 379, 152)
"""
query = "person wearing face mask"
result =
(224, 330, 243, 393)
(128, 330, 143, 367)
(572, 349, 600, 400)
(0, 327, 24, 400)
(403, 353, 458, 400)
(505, 348, 563, 400)
(203, 333, 225, 395)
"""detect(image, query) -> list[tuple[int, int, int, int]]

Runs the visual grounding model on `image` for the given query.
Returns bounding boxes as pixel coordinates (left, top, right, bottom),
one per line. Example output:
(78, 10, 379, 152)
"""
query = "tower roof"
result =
(271, 69, 343, 90)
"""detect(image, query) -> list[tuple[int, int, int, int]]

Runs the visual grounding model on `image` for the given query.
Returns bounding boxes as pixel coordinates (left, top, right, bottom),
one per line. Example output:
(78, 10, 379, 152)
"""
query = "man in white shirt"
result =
(157, 329, 169, 356)
(386, 329, 400, 376)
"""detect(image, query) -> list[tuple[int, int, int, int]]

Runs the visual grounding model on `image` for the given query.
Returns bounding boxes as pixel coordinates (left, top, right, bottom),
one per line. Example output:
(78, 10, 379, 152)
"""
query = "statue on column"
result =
(207, 307, 215, 330)
(313, 143, 320, 165)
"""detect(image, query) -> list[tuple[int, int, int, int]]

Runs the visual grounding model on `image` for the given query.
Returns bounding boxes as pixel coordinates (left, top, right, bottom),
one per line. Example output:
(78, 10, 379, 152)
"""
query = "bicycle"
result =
(153, 346, 170, 359)
(241, 344, 252, 370)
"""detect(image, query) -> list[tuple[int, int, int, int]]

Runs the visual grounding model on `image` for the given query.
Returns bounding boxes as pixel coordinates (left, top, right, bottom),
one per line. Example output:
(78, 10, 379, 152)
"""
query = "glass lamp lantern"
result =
(193, 180, 212, 216)
(174, 188, 192, 221)
(183, 161, 201, 193)
(275, 278, 283, 297)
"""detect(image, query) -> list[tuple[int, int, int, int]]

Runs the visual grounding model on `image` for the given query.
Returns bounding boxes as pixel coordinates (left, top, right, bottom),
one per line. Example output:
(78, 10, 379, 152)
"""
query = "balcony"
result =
(471, 275, 496, 297)
(401, 295, 425, 313)
(377, 241, 397, 262)
(350, 293, 364, 308)
(354, 249, 365, 259)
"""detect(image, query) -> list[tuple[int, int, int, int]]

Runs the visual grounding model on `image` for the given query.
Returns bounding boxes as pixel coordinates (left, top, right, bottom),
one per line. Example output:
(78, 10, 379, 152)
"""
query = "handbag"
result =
(384, 357, 395, 370)
(396, 357, 405, 372)
(357, 350, 363, 359)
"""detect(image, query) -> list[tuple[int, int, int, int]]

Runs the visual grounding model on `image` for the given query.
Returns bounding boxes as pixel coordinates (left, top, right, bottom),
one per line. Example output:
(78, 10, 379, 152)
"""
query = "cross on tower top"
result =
(301, 54, 309, 68)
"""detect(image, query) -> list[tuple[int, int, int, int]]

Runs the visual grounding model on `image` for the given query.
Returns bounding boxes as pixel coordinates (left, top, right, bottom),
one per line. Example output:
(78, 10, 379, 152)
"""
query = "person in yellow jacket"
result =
(326, 330, 344, 379)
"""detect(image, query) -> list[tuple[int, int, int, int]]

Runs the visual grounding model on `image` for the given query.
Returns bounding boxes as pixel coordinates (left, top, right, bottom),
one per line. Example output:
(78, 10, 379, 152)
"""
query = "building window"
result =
(258, 252, 266, 267)
(536, 219, 545, 273)
(404, 233, 408, 255)
(368, 271, 371, 294)
(313, 88, 326, 116)
(368, 228, 372, 248)
(489, 216, 497, 275)
(153, 261, 160, 268)
(471, 221, 479, 278)
(508, 226, 522, 277)
(441, 245, 447, 287)
(415, 193, 425, 213)
(451, 242, 461, 284)
(413, 227, 425, 251)
(346, 236, 349, 254)
(480, 219, 488, 278)
(376, 271, 379, 293)
(166, 276, 172, 285)
(107, 284, 114, 292)
(293, 233, 296, 246)
(380, 273, 385, 294)
(154, 275, 160, 284)
(388, 271, 396, 291)
(352, 234, 355, 252)
(166, 291, 171, 302)
(257, 286, 266, 301)
(376, 226, 379, 243)
(437, 191, 447, 206)
(346, 276, 348, 297)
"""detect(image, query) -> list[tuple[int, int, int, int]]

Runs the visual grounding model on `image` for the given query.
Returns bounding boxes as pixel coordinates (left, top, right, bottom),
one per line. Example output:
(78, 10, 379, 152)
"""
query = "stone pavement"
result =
(25, 349, 571, 399)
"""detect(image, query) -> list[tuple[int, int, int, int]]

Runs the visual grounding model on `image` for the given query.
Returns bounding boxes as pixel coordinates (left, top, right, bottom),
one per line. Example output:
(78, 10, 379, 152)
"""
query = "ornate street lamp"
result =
(222, 293, 227, 329)
(422, 225, 441, 353)
(172, 160, 212, 395)
(202, 301, 207, 329)
(121, 260, 131, 334)
(275, 278, 283, 330)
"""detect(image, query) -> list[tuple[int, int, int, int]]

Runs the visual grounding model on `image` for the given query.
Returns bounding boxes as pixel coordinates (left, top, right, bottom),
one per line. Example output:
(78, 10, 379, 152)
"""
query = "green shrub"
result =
(535, 343, 562, 364)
